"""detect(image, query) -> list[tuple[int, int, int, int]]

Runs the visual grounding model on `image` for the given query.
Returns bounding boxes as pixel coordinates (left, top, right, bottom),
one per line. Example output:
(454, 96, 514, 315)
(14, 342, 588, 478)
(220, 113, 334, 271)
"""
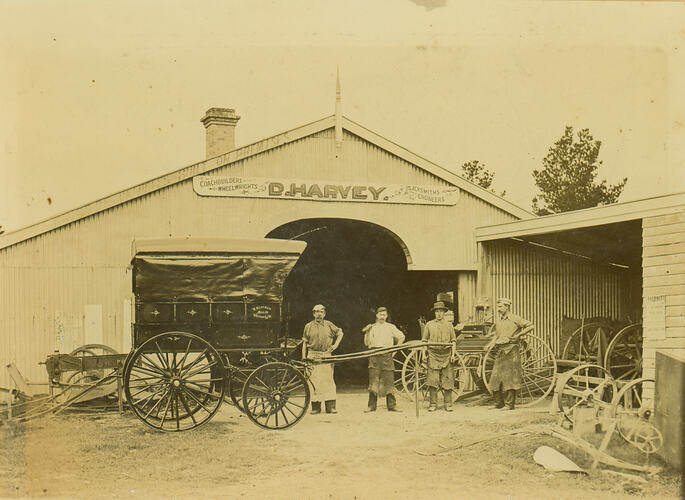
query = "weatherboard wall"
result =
(0, 127, 517, 389)
(641, 210, 685, 405)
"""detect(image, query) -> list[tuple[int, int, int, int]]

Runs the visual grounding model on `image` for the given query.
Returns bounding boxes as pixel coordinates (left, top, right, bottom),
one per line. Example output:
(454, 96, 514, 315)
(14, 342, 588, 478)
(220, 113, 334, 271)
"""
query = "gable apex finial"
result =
(335, 67, 342, 147)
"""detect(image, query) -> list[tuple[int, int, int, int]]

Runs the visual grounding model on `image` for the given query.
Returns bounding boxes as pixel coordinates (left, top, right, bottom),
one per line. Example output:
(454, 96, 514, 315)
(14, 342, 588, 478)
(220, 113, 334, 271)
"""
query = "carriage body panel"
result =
(130, 237, 306, 351)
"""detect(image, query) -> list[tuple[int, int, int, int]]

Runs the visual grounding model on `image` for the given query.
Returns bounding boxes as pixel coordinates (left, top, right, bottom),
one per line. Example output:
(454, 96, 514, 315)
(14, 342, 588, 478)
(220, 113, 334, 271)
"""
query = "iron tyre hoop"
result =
(555, 363, 617, 422)
(123, 331, 226, 432)
(610, 377, 662, 454)
(482, 333, 557, 408)
(241, 362, 310, 430)
(603, 323, 643, 381)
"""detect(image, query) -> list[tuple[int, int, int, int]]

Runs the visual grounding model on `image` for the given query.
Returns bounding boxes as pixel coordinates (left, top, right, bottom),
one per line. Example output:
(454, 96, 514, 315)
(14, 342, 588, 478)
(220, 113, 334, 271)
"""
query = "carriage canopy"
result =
(131, 237, 307, 301)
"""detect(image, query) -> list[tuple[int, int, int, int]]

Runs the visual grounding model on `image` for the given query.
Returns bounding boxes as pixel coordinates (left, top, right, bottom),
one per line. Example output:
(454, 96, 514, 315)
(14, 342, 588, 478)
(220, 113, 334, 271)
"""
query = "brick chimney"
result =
(201, 107, 240, 159)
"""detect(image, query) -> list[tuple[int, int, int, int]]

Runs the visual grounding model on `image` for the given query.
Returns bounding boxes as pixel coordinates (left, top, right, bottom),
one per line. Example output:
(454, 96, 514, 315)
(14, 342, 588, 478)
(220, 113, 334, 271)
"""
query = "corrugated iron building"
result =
(0, 109, 531, 389)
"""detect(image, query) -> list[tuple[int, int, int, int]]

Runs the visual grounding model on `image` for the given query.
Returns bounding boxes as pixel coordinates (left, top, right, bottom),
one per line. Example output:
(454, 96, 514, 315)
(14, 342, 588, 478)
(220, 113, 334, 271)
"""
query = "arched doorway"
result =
(266, 218, 459, 387)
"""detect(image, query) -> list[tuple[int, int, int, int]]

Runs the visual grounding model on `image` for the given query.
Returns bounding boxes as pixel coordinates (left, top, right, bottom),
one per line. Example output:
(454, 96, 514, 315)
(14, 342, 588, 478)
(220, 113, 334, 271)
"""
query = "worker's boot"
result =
(504, 390, 516, 410)
(428, 387, 438, 412)
(444, 390, 453, 412)
(311, 401, 322, 415)
(365, 392, 377, 412)
(386, 393, 400, 412)
(325, 400, 337, 414)
(491, 390, 505, 409)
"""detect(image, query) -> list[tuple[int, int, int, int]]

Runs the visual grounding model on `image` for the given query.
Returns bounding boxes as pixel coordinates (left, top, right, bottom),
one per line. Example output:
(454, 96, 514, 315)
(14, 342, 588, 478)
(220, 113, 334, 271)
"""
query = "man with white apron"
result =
(302, 304, 344, 414)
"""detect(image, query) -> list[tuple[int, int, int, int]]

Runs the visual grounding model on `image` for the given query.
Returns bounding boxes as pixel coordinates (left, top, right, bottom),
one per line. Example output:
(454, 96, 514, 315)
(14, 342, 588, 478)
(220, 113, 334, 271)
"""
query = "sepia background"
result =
(1, 0, 684, 233)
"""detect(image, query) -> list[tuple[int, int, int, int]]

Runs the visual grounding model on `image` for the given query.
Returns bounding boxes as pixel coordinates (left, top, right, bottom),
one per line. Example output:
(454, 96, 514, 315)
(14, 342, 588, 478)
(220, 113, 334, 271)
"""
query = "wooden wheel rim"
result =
(124, 332, 226, 432)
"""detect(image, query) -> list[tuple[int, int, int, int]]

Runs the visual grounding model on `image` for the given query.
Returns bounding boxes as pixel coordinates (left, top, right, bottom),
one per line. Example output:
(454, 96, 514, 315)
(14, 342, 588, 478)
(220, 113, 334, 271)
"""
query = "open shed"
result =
(475, 191, 685, 406)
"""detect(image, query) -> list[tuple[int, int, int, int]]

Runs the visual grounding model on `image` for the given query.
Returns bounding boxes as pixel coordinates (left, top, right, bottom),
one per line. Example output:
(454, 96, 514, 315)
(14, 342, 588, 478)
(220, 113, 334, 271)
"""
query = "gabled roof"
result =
(0, 114, 533, 251)
(475, 191, 685, 242)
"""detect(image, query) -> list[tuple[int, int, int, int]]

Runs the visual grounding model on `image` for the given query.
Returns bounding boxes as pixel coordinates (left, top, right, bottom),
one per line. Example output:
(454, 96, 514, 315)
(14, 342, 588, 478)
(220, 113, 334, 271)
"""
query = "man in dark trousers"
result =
(488, 298, 534, 410)
(363, 306, 405, 412)
(422, 301, 457, 412)
(302, 304, 344, 414)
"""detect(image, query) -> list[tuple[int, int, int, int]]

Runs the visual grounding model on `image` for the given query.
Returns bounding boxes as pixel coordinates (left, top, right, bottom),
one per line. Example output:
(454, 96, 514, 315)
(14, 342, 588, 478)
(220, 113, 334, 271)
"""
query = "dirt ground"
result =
(1, 393, 682, 500)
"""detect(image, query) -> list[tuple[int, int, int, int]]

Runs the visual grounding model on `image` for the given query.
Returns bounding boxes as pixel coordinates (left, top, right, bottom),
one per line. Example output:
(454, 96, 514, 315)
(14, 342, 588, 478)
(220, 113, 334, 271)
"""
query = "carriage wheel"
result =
(242, 362, 310, 430)
(555, 364, 616, 422)
(228, 367, 250, 412)
(64, 344, 119, 383)
(482, 333, 557, 408)
(610, 377, 662, 454)
(400, 348, 467, 403)
(603, 323, 643, 381)
(60, 344, 120, 402)
(561, 322, 615, 366)
(401, 349, 429, 402)
(124, 332, 226, 432)
(393, 349, 411, 398)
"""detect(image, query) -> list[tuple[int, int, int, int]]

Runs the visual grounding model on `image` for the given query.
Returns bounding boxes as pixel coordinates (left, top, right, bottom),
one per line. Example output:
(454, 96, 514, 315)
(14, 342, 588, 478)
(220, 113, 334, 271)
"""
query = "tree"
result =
(532, 126, 627, 215)
(460, 160, 506, 197)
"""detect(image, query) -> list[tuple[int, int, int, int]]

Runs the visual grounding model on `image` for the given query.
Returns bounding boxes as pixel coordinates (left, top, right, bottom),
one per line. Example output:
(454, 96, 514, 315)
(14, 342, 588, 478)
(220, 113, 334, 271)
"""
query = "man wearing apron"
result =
(302, 304, 344, 414)
(488, 298, 534, 410)
(422, 301, 457, 412)
(363, 306, 405, 412)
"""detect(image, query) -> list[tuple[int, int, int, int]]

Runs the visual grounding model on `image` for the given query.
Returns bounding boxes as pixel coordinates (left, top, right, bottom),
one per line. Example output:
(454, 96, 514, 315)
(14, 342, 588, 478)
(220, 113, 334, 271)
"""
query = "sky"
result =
(1, 0, 684, 232)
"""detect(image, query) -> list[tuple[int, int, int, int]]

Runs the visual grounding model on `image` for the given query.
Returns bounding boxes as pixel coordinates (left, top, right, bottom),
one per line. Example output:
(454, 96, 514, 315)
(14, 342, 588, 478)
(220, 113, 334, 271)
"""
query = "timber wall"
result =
(642, 210, 685, 405)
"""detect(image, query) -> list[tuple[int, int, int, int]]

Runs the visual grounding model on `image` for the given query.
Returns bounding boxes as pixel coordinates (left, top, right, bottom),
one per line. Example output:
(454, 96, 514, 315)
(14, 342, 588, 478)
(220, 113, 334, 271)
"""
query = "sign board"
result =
(644, 295, 666, 340)
(193, 176, 460, 206)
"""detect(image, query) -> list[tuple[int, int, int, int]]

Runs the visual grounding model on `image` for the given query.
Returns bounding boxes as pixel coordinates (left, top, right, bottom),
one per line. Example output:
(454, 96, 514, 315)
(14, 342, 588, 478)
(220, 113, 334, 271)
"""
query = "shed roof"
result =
(0, 113, 533, 251)
(475, 191, 685, 242)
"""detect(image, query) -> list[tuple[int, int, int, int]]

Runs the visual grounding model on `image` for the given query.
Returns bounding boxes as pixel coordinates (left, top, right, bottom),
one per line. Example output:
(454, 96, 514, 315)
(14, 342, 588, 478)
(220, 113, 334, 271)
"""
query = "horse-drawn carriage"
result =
(123, 237, 311, 431)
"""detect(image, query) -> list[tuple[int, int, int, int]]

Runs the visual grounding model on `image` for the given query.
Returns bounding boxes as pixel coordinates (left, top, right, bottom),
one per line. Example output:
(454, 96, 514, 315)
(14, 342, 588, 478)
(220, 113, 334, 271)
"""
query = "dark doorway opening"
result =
(267, 218, 458, 387)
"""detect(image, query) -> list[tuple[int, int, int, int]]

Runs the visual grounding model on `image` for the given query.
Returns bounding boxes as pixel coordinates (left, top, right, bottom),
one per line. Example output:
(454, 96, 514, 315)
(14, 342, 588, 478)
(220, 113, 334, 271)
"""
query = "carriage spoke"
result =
(177, 390, 198, 426)
(182, 387, 214, 415)
(178, 349, 209, 377)
(132, 362, 167, 378)
(184, 359, 219, 380)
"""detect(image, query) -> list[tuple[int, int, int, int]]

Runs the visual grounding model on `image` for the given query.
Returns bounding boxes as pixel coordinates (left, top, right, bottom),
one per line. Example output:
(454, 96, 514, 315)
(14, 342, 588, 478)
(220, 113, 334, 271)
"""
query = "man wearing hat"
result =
(302, 304, 344, 414)
(488, 298, 534, 410)
(422, 301, 458, 411)
(363, 306, 405, 412)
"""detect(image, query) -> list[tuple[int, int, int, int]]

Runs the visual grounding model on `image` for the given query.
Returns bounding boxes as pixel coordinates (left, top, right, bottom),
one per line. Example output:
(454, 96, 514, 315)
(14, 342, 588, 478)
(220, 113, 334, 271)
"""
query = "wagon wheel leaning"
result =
(603, 323, 643, 381)
(123, 332, 226, 432)
(482, 333, 557, 408)
(610, 377, 662, 454)
(401, 349, 428, 402)
(242, 362, 310, 430)
(561, 322, 615, 367)
(62, 344, 120, 402)
(393, 349, 412, 399)
(400, 348, 467, 403)
(64, 344, 119, 383)
(555, 364, 616, 422)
